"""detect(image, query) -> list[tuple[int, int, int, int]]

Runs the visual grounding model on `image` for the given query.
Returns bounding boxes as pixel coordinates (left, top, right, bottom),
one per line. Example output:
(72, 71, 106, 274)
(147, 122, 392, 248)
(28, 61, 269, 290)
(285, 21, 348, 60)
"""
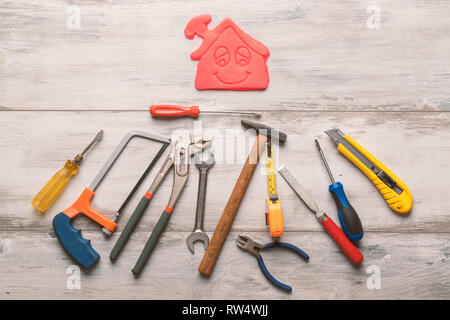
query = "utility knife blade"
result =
(325, 129, 413, 214)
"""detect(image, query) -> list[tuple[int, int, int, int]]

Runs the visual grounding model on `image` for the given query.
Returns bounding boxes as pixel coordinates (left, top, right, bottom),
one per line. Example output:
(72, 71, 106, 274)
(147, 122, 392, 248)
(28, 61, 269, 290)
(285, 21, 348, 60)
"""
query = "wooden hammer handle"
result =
(198, 134, 268, 276)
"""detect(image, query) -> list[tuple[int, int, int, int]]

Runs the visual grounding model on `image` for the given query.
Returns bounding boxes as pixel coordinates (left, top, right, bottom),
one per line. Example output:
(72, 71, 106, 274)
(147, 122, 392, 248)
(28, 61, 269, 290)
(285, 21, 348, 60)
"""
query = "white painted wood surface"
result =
(1, 0, 449, 299)
(1, 0, 450, 111)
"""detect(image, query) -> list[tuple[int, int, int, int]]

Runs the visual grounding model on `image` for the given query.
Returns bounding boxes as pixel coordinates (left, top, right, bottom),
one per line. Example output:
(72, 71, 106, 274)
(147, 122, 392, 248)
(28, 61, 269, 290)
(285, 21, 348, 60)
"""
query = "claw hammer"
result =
(198, 120, 287, 276)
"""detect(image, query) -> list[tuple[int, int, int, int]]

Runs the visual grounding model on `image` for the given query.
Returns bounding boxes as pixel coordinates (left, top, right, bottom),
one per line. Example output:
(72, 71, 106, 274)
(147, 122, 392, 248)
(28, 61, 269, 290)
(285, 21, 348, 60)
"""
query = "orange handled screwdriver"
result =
(31, 130, 103, 213)
(150, 105, 261, 118)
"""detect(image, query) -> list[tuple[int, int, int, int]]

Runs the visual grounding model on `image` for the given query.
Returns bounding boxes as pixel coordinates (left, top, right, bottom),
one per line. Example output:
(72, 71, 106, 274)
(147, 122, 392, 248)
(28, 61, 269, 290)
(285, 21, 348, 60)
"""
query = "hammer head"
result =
(241, 120, 287, 143)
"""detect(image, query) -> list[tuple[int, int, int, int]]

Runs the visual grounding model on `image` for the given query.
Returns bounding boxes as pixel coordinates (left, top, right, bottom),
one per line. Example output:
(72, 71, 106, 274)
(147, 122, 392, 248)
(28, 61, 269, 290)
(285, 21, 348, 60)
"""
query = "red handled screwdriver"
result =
(150, 105, 261, 118)
(278, 165, 363, 264)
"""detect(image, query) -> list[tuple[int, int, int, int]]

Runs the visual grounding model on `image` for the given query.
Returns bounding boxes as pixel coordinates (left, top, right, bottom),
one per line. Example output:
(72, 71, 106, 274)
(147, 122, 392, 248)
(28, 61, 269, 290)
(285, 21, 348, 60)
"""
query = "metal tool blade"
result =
(88, 130, 170, 191)
(314, 139, 335, 184)
(277, 165, 321, 216)
(325, 129, 403, 194)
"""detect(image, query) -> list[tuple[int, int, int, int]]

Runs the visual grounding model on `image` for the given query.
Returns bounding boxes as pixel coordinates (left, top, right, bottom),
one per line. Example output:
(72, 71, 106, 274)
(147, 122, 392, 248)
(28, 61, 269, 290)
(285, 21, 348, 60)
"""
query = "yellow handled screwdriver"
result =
(31, 130, 104, 213)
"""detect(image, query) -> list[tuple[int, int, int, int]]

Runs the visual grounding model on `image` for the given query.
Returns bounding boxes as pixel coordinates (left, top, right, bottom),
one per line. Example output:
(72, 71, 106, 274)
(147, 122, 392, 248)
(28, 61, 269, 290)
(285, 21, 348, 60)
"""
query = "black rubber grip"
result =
(329, 182, 364, 241)
(110, 196, 151, 261)
(132, 210, 171, 275)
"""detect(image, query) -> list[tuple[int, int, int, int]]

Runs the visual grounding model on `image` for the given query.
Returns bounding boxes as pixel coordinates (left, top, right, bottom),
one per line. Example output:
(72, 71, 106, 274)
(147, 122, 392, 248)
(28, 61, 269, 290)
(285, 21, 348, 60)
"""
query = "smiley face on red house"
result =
(185, 15, 270, 90)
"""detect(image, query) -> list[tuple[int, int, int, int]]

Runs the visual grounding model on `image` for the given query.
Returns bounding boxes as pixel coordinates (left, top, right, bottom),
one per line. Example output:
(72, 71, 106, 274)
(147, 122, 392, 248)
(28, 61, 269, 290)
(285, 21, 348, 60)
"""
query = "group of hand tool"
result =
(32, 109, 412, 292)
(36, 129, 212, 270)
(110, 134, 212, 275)
(199, 121, 412, 292)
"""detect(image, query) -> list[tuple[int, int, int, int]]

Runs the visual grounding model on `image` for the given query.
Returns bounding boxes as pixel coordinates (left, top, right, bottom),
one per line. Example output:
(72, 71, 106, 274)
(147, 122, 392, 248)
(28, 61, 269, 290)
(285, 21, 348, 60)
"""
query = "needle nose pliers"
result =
(236, 235, 309, 292)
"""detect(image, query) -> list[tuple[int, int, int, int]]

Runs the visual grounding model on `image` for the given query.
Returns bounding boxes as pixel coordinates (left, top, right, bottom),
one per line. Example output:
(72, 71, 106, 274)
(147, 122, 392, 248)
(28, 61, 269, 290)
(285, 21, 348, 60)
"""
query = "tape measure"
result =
(265, 143, 283, 238)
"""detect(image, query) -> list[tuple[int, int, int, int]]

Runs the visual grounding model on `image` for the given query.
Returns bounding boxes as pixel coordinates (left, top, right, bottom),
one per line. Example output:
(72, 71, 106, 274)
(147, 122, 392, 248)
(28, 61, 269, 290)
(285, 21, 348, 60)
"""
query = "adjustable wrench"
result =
(187, 150, 215, 253)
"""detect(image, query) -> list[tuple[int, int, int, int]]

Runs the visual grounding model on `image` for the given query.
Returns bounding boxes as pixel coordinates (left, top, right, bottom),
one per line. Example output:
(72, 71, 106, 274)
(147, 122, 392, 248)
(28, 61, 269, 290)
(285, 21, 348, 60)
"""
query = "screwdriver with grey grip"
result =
(315, 140, 364, 241)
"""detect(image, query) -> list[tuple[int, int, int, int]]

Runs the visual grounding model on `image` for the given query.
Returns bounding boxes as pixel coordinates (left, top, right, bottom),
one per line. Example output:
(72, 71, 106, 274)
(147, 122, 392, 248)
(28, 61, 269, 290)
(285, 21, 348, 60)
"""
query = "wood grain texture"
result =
(0, 231, 449, 299)
(1, 0, 450, 300)
(0, 110, 449, 299)
(1, 111, 449, 233)
(1, 0, 450, 111)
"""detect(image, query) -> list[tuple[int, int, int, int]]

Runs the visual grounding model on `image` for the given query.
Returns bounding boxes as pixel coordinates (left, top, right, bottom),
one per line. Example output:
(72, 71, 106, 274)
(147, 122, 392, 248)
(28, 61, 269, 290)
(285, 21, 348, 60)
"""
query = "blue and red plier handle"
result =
(236, 235, 309, 292)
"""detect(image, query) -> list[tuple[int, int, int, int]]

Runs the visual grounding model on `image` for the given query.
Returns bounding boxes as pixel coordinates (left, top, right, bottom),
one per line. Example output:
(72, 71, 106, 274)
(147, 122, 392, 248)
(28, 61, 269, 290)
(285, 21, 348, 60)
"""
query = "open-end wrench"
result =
(187, 150, 215, 253)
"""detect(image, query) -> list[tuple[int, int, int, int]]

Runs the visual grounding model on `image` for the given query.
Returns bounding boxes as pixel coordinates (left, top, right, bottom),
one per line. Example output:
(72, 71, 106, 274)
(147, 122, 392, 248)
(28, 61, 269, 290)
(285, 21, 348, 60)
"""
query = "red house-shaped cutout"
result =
(185, 15, 270, 90)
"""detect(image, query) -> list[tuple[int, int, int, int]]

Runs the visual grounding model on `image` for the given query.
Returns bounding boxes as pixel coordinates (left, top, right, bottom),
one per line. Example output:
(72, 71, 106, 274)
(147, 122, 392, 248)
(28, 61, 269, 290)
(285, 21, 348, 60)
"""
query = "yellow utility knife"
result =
(325, 129, 413, 214)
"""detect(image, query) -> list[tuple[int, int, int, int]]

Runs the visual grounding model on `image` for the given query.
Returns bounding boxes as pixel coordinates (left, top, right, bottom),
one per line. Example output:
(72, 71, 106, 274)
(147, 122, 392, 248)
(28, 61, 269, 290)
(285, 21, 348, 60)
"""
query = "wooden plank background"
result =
(0, 0, 449, 299)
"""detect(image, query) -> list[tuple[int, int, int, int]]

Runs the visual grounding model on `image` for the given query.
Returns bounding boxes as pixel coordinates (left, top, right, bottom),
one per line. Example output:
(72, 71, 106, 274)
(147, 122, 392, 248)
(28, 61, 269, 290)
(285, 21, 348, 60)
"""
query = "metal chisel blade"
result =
(277, 165, 320, 215)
